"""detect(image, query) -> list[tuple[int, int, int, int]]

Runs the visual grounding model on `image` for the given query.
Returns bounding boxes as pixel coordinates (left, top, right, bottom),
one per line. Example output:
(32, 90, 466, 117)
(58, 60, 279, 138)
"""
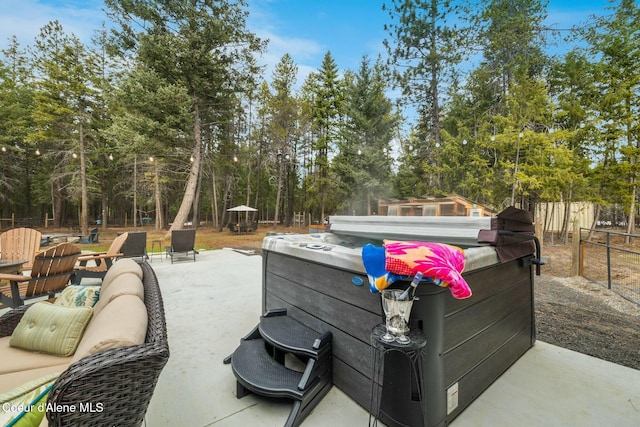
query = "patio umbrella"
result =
(227, 205, 258, 224)
(227, 205, 258, 212)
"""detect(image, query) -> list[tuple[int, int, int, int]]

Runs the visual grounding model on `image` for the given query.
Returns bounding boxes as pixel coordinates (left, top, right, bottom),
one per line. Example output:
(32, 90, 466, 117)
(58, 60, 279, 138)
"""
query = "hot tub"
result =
(261, 216, 536, 427)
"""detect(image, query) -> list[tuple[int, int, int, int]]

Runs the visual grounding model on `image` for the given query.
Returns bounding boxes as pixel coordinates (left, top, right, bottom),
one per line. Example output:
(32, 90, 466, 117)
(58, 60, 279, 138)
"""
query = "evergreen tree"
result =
(383, 0, 468, 148)
(334, 56, 399, 214)
(578, 0, 640, 236)
(307, 52, 344, 221)
(0, 37, 34, 215)
(268, 54, 299, 225)
(29, 21, 98, 232)
(105, 0, 265, 232)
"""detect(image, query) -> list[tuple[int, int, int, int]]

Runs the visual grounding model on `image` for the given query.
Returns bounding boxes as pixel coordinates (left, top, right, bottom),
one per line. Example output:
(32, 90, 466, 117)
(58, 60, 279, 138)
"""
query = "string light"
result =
(0, 145, 235, 163)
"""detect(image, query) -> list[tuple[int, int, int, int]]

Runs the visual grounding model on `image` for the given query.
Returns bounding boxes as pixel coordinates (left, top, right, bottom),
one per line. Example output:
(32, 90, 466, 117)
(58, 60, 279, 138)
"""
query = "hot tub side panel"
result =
(262, 248, 535, 427)
(439, 259, 534, 424)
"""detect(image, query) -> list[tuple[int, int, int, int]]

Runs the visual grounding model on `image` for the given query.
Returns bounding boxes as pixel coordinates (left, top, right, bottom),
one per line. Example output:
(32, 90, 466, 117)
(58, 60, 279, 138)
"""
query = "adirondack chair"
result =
(77, 227, 99, 244)
(0, 227, 42, 272)
(74, 232, 128, 284)
(0, 242, 81, 308)
(165, 229, 198, 263)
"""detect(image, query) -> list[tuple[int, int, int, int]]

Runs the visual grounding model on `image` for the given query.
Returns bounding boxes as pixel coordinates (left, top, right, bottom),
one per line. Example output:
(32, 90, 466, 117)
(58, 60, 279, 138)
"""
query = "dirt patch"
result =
(536, 244, 640, 370)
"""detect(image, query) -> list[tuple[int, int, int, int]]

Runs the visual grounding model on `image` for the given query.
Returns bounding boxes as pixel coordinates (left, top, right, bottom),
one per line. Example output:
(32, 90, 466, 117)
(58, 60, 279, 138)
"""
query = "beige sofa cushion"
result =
(0, 364, 68, 394)
(92, 272, 144, 316)
(72, 294, 147, 363)
(0, 337, 73, 375)
(101, 258, 143, 291)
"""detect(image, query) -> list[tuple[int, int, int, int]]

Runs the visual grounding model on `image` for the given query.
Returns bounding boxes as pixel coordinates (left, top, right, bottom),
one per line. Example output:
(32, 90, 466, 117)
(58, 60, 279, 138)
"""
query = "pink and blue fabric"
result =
(361, 240, 472, 300)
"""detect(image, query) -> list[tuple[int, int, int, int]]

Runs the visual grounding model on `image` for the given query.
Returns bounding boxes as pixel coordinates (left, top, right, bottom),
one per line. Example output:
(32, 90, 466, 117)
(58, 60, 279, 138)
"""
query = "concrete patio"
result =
(143, 249, 640, 427)
(1, 248, 638, 426)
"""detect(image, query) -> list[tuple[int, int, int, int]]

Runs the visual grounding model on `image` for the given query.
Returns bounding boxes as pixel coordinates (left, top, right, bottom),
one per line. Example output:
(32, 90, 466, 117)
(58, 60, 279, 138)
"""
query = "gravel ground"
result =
(535, 270, 640, 371)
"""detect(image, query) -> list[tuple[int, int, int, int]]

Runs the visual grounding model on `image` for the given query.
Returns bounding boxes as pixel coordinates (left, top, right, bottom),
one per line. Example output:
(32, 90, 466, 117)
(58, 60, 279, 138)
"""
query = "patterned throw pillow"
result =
(0, 372, 60, 427)
(54, 285, 100, 308)
(10, 302, 93, 357)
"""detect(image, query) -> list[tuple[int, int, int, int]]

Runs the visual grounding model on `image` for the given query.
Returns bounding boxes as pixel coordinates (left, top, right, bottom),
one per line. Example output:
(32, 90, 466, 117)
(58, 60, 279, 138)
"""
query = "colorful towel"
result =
(361, 240, 472, 299)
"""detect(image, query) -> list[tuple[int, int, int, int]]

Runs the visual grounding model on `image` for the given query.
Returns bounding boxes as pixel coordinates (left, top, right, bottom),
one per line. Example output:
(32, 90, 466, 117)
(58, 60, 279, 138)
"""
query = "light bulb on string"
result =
(108, 153, 114, 161)
(190, 156, 194, 162)
(149, 156, 154, 162)
(1, 146, 6, 152)
(72, 153, 78, 159)
(35, 149, 40, 156)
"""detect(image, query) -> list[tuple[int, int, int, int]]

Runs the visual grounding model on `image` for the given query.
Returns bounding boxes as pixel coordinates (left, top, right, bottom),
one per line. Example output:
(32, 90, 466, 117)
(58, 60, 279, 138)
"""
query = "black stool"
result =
(369, 324, 427, 427)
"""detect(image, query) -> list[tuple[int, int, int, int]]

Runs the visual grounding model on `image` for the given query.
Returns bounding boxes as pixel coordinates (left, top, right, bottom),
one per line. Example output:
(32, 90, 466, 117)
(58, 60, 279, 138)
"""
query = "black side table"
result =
(369, 324, 427, 427)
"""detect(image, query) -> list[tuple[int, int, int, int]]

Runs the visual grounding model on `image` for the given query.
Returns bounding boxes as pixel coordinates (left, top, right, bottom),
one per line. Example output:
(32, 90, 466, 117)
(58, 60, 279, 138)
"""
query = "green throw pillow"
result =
(54, 285, 100, 308)
(10, 302, 93, 357)
(0, 372, 60, 427)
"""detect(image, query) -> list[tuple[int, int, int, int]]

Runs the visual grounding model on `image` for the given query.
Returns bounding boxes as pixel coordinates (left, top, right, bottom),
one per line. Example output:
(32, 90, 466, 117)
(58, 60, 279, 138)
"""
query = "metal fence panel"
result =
(580, 228, 640, 305)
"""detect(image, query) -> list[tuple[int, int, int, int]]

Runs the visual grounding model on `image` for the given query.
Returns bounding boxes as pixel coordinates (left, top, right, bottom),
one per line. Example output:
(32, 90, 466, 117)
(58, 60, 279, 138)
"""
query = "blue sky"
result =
(0, 0, 615, 85)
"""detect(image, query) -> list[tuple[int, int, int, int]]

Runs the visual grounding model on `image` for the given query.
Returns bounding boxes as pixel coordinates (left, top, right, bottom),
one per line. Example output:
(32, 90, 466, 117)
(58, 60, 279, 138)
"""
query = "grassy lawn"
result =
(64, 225, 306, 254)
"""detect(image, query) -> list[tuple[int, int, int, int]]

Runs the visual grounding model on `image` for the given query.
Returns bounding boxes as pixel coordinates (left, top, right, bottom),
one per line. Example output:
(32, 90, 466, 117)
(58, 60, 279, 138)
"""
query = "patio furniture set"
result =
(0, 228, 198, 308)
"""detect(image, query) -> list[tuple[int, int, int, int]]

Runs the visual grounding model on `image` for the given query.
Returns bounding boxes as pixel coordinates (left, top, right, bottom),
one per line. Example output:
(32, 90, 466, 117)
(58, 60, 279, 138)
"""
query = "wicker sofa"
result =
(0, 259, 169, 426)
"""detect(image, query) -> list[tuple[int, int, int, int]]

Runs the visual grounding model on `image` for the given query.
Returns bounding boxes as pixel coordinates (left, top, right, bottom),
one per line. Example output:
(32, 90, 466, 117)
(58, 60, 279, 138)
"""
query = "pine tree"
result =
(105, 0, 265, 233)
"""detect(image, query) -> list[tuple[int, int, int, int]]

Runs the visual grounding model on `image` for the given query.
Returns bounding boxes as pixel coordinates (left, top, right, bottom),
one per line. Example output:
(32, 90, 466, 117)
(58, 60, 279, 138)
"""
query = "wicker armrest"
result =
(0, 305, 29, 338)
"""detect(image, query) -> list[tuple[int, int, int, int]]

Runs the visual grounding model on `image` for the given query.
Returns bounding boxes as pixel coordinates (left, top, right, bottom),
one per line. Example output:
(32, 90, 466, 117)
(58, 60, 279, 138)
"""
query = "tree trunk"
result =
(168, 98, 202, 235)
(561, 184, 573, 245)
(588, 204, 602, 241)
(625, 183, 636, 244)
(211, 166, 219, 231)
(274, 160, 284, 226)
(154, 162, 163, 231)
(192, 162, 203, 228)
(54, 179, 63, 228)
(79, 121, 88, 236)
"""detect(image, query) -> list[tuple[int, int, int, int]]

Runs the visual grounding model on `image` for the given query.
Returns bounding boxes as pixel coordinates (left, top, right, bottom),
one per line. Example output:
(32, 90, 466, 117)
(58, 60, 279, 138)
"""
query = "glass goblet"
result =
(395, 299, 411, 345)
(380, 290, 396, 343)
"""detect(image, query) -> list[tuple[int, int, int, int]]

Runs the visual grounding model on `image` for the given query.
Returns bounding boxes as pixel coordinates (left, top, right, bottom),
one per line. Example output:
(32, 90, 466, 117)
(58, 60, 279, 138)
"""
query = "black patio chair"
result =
(122, 231, 149, 260)
(165, 229, 198, 263)
(227, 223, 239, 234)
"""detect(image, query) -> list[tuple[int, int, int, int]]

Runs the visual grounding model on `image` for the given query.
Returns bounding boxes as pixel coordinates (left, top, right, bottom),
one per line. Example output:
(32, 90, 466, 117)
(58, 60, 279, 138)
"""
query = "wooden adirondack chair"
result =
(74, 232, 128, 284)
(0, 227, 42, 272)
(0, 242, 81, 308)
